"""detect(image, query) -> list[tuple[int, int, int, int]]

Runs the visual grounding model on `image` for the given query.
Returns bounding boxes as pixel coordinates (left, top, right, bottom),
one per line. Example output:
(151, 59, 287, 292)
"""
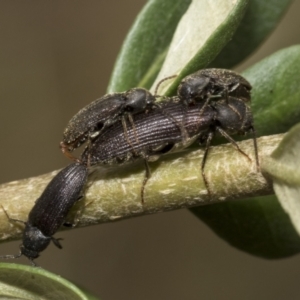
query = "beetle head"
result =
(125, 88, 156, 113)
(178, 75, 210, 105)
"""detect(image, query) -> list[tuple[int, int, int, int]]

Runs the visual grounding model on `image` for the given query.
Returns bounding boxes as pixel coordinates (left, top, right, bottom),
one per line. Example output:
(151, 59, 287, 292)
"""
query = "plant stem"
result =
(0, 134, 282, 242)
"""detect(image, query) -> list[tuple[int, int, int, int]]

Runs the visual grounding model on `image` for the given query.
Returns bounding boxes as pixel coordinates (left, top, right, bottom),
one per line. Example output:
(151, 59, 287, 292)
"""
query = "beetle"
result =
(80, 98, 215, 203)
(0, 162, 88, 266)
(61, 88, 156, 159)
(177, 68, 252, 106)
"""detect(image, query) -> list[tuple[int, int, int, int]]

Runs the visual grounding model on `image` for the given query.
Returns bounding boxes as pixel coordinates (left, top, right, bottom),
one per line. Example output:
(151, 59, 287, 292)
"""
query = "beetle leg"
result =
(200, 131, 214, 196)
(250, 126, 260, 171)
(140, 157, 151, 206)
(152, 101, 190, 144)
(228, 82, 240, 94)
(121, 116, 139, 156)
(1, 205, 26, 226)
(227, 102, 242, 120)
(63, 199, 94, 228)
(128, 113, 139, 144)
(60, 141, 81, 163)
(216, 126, 252, 163)
(51, 237, 63, 249)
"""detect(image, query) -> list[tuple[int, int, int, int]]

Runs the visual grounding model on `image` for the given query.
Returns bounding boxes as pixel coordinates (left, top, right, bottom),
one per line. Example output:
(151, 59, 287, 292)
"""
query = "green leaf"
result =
(191, 45, 300, 259)
(191, 195, 300, 259)
(156, 0, 249, 96)
(108, 0, 249, 95)
(243, 45, 300, 136)
(0, 263, 98, 300)
(263, 123, 300, 235)
(107, 0, 192, 93)
(209, 0, 293, 68)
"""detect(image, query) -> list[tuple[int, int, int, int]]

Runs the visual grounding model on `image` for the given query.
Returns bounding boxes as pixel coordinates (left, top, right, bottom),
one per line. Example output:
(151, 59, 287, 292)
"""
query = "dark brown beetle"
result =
(177, 68, 252, 105)
(61, 88, 163, 160)
(80, 98, 214, 165)
(0, 162, 88, 266)
(80, 98, 215, 203)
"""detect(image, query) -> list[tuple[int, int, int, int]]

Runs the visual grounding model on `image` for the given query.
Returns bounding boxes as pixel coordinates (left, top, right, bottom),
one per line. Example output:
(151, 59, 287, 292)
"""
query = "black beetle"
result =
(177, 68, 252, 105)
(0, 162, 88, 266)
(61, 88, 161, 159)
(80, 98, 214, 164)
(80, 98, 215, 203)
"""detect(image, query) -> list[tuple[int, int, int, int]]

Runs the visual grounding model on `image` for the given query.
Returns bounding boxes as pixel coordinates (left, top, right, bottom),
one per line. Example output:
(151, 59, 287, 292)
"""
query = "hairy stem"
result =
(0, 134, 281, 243)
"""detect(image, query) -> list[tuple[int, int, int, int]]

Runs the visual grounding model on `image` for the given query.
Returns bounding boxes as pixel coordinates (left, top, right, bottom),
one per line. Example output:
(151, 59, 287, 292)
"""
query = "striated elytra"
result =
(61, 87, 159, 158)
(0, 162, 88, 266)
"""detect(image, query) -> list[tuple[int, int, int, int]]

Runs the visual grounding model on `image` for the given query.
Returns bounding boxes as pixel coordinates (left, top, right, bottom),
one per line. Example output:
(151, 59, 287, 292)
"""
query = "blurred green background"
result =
(0, 1, 300, 299)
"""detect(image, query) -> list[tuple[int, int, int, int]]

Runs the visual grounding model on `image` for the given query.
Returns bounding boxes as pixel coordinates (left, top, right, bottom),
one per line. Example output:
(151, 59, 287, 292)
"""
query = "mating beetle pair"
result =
(61, 68, 257, 190)
(61, 68, 253, 158)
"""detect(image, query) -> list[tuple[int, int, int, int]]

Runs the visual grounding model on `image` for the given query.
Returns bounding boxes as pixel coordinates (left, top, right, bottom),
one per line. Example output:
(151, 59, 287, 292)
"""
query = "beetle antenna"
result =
(1, 205, 26, 225)
(250, 126, 260, 171)
(154, 75, 177, 96)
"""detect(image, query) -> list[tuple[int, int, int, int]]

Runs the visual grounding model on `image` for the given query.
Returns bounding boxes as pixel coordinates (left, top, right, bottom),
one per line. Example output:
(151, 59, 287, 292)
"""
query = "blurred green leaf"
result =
(108, 0, 249, 95)
(158, 0, 249, 96)
(192, 196, 300, 259)
(0, 263, 98, 300)
(191, 45, 300, 259)
(244, 45, 300, 136)
(209, 0, 293, 68)
(263, 123, 300, 235)
(107, 0, 191, 93)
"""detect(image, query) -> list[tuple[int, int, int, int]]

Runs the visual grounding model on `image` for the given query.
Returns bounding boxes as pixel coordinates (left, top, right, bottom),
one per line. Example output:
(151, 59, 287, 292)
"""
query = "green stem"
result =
(0, 134, 282, 243)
